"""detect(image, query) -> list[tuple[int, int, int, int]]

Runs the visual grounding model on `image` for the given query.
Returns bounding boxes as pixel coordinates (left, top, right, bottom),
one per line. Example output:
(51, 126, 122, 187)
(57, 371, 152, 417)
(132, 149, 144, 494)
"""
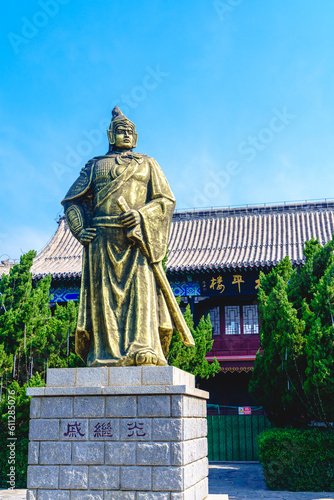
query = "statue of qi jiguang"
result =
(62, 107, 194, 367)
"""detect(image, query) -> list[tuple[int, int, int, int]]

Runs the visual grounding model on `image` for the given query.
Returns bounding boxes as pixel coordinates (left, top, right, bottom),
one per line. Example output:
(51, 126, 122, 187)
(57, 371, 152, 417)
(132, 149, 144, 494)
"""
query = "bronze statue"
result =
(62, 107, 194, 367)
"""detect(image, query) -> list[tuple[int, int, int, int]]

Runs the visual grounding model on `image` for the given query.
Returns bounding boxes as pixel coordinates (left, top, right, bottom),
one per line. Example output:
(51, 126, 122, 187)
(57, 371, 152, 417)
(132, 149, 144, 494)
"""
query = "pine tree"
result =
(249, 239, 334, 427)
(168, 304, 220, 379)
(0, 374, 45, 488)
(0, 251, 82, 386)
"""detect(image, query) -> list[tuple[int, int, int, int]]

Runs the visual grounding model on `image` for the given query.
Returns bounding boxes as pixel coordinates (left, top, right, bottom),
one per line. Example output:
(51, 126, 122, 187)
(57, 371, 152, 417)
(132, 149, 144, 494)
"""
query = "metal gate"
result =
(207, 415, 274, 461)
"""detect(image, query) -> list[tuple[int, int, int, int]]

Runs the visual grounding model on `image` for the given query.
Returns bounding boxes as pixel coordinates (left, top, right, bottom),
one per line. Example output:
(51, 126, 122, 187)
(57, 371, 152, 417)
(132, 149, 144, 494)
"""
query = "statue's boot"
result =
(135, 349, 159, 366)
(113, 348, 167, 367)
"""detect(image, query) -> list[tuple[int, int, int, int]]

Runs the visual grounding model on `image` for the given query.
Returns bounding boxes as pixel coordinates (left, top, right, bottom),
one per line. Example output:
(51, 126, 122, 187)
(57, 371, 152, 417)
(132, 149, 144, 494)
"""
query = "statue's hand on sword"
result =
(117, 196, 141, 229)
(119, 209, 140, 228)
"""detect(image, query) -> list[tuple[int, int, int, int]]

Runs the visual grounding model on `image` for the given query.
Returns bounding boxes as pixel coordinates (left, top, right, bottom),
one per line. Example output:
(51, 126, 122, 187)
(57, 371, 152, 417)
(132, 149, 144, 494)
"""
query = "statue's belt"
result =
(92, 216, 123, 227)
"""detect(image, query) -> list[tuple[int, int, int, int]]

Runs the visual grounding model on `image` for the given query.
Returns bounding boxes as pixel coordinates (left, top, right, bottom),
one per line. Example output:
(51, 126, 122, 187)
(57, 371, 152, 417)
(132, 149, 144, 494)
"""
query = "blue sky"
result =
(1, 0, 334, 260)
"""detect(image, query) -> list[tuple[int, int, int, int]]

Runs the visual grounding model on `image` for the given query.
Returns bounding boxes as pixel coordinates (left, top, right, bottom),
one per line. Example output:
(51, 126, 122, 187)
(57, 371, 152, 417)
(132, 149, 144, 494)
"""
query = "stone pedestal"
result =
(26, 366, 209, 500)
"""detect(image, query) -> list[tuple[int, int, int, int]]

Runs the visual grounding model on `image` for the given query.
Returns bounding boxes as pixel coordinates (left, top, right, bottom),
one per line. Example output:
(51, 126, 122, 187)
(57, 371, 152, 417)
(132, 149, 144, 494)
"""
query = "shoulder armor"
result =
(61, 160, 95, 204)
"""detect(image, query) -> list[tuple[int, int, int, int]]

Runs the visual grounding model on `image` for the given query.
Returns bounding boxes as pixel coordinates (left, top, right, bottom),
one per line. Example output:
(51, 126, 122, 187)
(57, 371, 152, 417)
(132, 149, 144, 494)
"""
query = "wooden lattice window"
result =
(209, 307, 220, 335)
(225, 305, 240, 335)
(243, 305, 259, 334)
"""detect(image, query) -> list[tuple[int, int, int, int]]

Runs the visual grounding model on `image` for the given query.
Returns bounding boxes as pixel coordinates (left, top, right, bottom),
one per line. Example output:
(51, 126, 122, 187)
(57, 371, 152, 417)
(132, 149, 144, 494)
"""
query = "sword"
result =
(117, 196, 195, 347)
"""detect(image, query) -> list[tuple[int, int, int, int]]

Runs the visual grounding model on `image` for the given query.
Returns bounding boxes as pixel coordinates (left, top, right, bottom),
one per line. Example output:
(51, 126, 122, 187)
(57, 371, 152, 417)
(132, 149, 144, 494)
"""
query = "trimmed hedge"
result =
(258, 427, 334, 491)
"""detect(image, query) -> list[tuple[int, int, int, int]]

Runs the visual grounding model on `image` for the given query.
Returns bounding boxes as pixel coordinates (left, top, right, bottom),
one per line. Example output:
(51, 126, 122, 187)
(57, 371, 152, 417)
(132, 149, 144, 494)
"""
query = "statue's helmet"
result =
(107, 106, 138, 149)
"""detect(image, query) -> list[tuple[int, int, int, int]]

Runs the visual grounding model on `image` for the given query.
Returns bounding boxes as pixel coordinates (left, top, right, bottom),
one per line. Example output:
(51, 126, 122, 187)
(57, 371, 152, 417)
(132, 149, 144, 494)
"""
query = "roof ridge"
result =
(173, 200, 334, 221)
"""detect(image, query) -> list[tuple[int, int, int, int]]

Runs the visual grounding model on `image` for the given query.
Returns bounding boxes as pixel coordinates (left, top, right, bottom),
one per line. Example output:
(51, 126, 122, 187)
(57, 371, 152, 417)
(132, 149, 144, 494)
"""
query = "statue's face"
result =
(114, 126, 134, 149)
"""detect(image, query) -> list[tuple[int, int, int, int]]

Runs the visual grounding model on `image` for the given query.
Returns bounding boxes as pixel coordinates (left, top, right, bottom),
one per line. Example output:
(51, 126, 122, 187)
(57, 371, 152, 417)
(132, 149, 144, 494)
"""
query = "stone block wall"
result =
(26, 367, 209, 500)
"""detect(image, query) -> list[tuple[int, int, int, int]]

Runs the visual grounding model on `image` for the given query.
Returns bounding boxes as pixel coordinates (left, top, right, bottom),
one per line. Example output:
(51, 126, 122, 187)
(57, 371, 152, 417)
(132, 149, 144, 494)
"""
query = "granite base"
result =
(26, 366, 209, 500)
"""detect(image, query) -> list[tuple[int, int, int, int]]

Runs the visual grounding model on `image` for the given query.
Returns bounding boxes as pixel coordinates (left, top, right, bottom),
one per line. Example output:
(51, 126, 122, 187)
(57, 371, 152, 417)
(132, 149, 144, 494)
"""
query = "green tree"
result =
(0, 374, 45, 488)
(0, 250, 82, 385)
(168, 304, 220, 379)
(249, 238, 334, 427)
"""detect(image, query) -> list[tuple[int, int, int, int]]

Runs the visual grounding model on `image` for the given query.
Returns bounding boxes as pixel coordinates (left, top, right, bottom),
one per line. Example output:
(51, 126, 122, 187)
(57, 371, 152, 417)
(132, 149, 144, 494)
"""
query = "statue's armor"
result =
(93, 158, 116, 193)
(63, 153, 148, 241)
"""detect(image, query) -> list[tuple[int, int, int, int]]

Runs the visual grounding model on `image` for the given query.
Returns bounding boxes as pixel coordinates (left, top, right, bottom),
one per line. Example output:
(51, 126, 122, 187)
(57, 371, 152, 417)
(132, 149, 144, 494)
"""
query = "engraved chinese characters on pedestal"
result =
(63, 421, 85, 438)
(61, 419, 149, 441)
(62, 107, 194, 368)
(127, 421, 146, 437)
(94, 421, 113, 438)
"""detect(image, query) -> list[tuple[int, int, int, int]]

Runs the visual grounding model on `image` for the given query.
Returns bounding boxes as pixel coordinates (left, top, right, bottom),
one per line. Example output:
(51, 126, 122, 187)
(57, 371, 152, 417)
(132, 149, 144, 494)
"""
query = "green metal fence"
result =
(207, 415, 275, 461)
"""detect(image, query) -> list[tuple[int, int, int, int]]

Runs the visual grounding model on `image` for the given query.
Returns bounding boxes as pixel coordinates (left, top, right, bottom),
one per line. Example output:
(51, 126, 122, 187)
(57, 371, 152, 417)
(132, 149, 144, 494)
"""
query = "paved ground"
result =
(0, 492, 25, 499)
(209, 463, 334, 500)
(1, 463, 334, 499)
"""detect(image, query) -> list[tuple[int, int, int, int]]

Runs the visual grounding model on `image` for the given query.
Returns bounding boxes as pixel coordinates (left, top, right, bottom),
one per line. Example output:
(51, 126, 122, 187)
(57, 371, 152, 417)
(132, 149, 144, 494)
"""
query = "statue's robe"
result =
(62, 151, 176, 366)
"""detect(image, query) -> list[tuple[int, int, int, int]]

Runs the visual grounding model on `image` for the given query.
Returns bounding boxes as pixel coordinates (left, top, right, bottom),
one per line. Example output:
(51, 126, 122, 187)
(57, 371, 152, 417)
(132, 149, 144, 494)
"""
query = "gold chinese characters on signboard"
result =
(202, 274, 260, 295)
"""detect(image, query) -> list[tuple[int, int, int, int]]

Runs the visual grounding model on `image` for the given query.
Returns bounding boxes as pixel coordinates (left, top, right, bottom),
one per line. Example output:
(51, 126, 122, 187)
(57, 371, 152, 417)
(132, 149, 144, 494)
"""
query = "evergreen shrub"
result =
(258, 427, 334, 491)
(0, 376, 45, 488)
(250, 238, 334, 427)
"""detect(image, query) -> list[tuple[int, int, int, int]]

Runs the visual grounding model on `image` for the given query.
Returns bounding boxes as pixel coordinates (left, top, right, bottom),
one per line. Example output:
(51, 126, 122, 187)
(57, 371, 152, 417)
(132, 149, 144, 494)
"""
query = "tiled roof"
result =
(32, 218, 83, 280)
(0, 260, 14, 277)
(31, 201, 334, 279)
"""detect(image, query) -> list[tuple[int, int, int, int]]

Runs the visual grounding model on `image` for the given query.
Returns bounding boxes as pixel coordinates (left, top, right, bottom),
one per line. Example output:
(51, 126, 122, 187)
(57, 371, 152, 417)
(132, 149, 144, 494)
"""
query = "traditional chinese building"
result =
(30, 200, 334, 409)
